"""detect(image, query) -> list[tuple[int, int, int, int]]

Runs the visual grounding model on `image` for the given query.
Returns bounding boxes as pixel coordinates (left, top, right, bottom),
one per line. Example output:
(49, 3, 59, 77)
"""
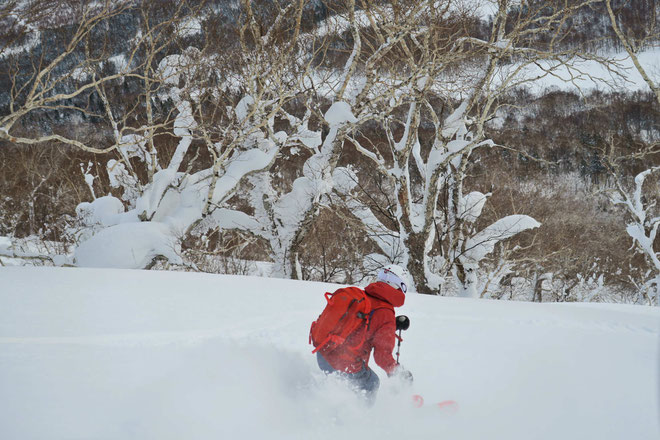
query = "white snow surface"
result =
(0, 267, 658, 440)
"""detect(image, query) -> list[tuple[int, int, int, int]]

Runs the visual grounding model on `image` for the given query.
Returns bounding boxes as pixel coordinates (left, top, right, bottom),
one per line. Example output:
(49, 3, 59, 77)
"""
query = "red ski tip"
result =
(411, 395, 459, 412)
(412, 394, 424, 408)
(436, 400, 459, 412)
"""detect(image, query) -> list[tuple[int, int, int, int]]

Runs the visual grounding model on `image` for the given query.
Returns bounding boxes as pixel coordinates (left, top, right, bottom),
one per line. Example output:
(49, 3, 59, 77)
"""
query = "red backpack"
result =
(309, 287, 372, 357)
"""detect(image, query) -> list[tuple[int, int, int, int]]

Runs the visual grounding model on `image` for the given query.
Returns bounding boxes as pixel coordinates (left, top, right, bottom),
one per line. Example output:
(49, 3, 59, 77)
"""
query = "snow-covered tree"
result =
(330, 0, 612, 294)
(604, 168, 660, 305)
(1, 1, 212, 266)
(0, 1, 138, 150)
(603, 0, 660, 106)
(599, 0, 660, 305)
(218, 0, 447, 278)
(72, 0, 314, 268)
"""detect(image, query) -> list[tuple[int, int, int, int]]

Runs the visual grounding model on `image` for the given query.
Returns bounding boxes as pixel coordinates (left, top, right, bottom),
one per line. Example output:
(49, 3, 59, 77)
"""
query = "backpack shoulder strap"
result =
(365, 303, 394, 331)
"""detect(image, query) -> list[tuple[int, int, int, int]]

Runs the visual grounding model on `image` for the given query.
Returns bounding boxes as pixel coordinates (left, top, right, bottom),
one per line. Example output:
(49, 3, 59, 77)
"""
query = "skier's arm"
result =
(371, 319, 398, 375)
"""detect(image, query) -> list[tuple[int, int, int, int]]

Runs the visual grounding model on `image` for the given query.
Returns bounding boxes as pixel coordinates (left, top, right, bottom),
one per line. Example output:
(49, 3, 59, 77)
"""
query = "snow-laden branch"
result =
(605, 0, 660, 105)
(463, 215, 541, 264)
(342, 192, 401, 261)
(606, 167, 660, 305)
(71, 10, 304, 268)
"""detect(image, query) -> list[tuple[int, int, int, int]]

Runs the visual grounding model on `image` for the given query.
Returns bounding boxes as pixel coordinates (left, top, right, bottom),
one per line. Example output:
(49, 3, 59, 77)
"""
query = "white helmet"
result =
(377, 264, 410, 293)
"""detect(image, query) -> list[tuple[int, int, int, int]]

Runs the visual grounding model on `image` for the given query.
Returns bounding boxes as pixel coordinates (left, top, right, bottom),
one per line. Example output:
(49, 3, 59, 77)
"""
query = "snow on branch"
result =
(610, 168, 660, 279)
(463, 215, 541, 264)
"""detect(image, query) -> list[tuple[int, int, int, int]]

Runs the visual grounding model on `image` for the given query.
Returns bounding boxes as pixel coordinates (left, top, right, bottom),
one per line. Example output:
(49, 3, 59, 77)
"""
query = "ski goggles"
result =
(378, 268, 407, 293)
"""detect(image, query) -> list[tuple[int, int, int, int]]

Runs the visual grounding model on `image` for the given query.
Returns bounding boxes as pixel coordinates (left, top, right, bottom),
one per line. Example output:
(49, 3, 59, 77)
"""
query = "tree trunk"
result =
(405, 231, 437, 294)
(533, 276, 544, 302)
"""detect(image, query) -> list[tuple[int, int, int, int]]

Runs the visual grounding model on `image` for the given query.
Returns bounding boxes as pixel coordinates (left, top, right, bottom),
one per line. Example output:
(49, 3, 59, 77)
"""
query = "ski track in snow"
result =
(0, 267, 659, 440)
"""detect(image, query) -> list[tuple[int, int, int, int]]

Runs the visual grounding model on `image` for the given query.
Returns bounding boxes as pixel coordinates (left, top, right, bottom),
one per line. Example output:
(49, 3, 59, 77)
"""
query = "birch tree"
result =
(0, 0, 195, 265)
(0, 0, 321, 269)
(604, 0, 660, 105)
(74, 0, 321, 269)
(216, 0, 446, 278)
(604, 166, 660, 305)
(332, 0, 613, 294)
(597, 0, 660, 305)
(0, 0, 136, 150)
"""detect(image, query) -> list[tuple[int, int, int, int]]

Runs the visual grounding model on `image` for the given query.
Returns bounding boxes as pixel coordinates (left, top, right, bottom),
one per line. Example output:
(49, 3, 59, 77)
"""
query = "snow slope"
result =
(0, 267, 658, 440)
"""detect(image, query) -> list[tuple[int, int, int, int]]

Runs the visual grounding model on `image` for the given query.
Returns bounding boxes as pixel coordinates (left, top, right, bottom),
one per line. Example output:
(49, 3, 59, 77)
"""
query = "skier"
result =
(310, 264, 413, 405)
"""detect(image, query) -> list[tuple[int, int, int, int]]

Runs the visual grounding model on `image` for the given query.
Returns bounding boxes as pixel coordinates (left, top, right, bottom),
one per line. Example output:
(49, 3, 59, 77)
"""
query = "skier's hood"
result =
(365, 282, 405, 308)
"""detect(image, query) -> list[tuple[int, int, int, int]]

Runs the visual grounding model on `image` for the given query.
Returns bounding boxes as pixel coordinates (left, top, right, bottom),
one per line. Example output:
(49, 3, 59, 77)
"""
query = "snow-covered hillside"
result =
(1, 267, 658, 440)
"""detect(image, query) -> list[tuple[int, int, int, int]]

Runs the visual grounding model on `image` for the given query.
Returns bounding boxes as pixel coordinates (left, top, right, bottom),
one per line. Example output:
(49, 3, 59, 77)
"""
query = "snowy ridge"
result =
(1, 267, 658, 440)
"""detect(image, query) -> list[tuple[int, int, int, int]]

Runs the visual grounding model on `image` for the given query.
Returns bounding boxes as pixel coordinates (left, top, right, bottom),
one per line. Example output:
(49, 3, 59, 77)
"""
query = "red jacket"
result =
(322, 282, 405, 375)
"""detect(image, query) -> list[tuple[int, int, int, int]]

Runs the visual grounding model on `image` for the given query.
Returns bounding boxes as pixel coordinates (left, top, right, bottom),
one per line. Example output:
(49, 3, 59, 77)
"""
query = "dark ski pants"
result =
(316, 352, 380, 406)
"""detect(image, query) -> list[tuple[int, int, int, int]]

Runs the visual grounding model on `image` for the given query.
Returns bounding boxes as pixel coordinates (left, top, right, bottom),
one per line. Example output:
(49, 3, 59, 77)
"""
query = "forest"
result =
(0, 0, 658, 304)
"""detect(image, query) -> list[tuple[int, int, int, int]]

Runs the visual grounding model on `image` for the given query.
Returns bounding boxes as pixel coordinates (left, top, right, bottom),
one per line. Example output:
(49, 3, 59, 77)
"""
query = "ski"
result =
(411, 394, 459, 412)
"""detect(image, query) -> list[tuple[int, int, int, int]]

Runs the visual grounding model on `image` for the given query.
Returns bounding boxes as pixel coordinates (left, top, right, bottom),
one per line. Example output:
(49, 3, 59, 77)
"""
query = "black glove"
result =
(396, 315, 410, 331)
(397, 367, 413, 384)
